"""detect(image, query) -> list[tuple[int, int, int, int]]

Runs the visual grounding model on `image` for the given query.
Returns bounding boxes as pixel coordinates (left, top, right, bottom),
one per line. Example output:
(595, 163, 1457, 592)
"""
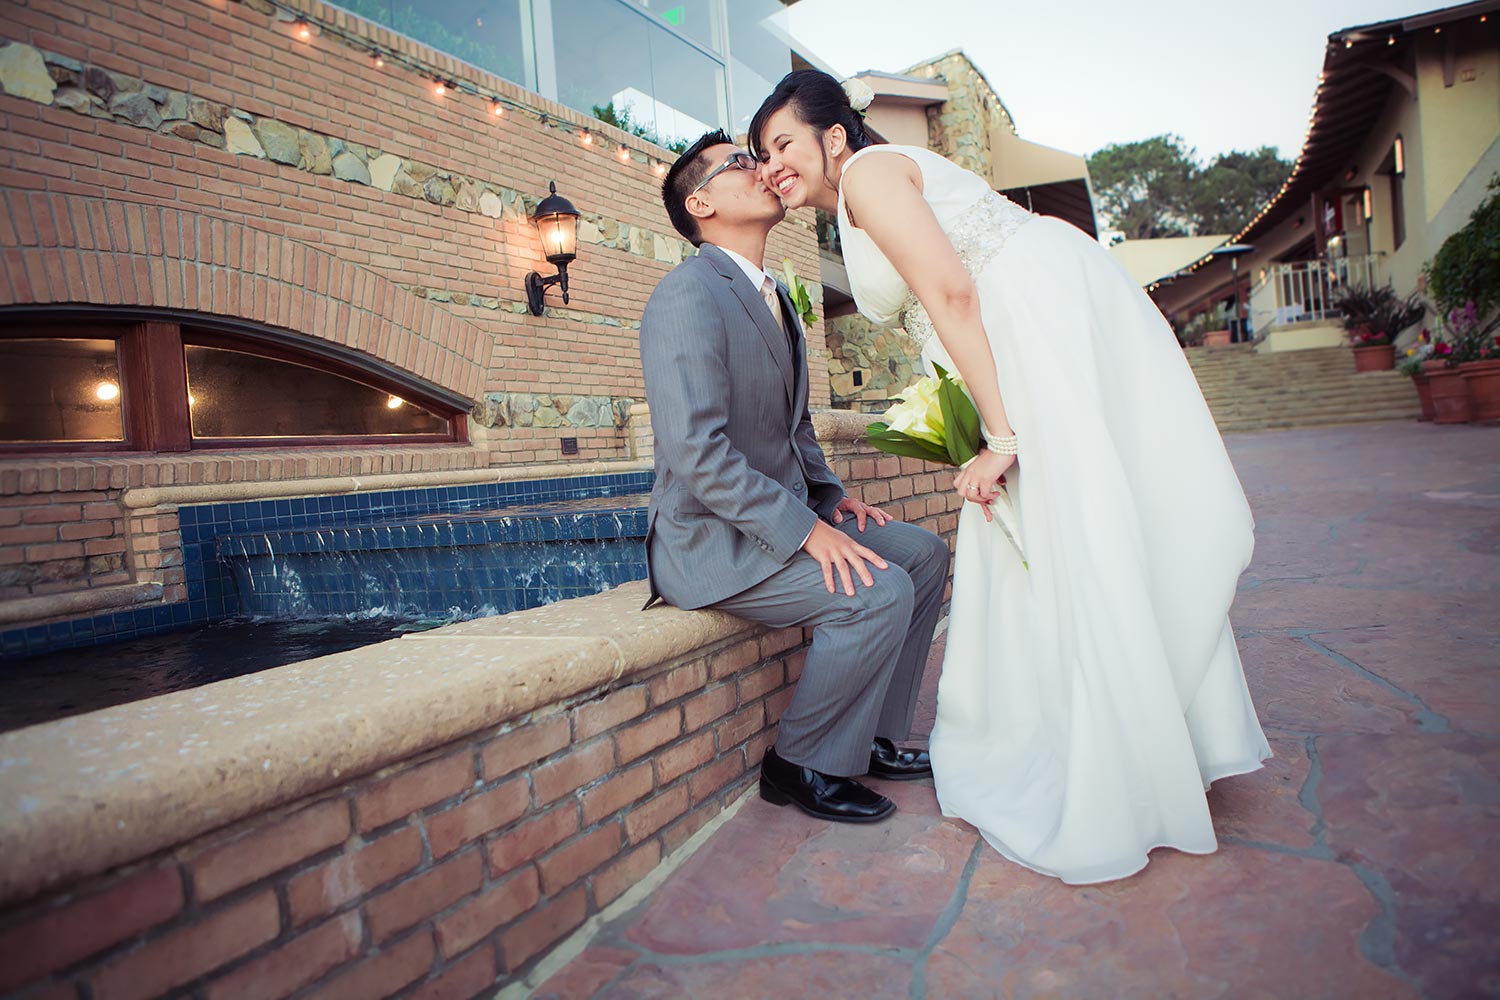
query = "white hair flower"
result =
(841, 78, 875, 113)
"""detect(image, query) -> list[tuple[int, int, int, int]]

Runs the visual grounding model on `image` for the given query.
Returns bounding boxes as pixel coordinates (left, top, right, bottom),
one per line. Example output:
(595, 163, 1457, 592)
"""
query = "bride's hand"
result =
(953, 450, 1014, 523)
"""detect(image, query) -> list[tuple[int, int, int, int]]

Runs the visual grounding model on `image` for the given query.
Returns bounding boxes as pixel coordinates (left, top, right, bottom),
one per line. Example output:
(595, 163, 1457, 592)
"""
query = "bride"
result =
(750, 70, 1273, 884)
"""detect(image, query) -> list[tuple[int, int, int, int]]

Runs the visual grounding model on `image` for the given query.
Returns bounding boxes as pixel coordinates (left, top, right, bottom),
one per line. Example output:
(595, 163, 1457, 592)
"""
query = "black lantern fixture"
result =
(525, 181, 581, 316)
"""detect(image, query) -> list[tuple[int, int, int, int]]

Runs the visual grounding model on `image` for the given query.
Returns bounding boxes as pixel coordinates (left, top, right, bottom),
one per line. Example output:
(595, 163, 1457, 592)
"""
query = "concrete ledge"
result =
(0, 580, 754, 907)
(0, 582, 162, 627)
(120, 459, 653, 509)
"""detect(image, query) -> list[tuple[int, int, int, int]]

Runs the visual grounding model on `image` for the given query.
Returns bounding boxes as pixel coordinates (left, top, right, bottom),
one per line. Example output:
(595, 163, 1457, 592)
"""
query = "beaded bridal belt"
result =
(900, 191, 1034, 349)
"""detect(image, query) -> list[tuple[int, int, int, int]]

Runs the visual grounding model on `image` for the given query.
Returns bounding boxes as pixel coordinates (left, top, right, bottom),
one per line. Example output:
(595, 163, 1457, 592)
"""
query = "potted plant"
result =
(1426, 177, 1500, 422)
(1178, 309, 1229, 348)
(1334, 283, 1425, 372)
(1398, 342, 1435, 421)
(1422, 340, 1470, 423)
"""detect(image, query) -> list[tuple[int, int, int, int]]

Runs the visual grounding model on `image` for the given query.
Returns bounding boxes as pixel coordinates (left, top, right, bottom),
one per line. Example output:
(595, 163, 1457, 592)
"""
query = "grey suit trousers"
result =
(713, 518, 951, 777)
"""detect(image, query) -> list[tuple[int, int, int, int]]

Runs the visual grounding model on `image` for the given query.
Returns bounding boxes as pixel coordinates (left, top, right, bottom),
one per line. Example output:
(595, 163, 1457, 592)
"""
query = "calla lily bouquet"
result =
(867, 365, 1027, 566)
(866, 363, 981, 466)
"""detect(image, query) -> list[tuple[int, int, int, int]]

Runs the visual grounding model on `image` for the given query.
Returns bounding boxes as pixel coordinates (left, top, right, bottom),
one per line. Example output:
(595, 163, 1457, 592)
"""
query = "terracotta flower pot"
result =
(1352, 343, 1395, 372)
(1412, 372, 1435, 421)
(1460, 358, 1500, 424)
(1202, 329, 1231, 347)
(1425, 364, 1472, 424)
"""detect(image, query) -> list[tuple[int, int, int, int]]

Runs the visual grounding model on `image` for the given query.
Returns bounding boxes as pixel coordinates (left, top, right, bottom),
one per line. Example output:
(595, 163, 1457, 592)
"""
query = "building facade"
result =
(1154, 1, 1500, 352)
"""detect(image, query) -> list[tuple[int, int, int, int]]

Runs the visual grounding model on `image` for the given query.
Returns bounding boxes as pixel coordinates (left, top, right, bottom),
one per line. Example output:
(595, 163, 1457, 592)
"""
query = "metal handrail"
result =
(1248, 254, 1384, 338)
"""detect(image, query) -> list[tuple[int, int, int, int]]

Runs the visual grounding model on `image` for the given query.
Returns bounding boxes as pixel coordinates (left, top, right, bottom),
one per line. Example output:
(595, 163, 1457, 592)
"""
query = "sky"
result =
(778, 0, 1433, 165)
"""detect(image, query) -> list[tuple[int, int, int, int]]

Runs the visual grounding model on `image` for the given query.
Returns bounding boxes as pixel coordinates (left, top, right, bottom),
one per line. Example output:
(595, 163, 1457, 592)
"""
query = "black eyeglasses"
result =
(692, 152, 758, 193)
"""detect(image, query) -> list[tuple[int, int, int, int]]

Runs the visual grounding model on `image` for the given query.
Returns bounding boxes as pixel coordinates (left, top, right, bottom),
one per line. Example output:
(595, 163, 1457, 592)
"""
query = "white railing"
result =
(1248, 254, 1384, 338)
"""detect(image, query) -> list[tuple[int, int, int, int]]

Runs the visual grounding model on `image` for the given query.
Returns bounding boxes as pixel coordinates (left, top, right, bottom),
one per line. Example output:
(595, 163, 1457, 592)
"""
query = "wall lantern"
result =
(1393, 136, 1405, 175)
(1363, 186, 1374, 220)
(525, 181, 581, 316)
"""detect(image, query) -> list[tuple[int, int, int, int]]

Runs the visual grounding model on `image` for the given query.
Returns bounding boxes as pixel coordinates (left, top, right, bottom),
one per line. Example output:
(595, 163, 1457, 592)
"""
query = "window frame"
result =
(0, 316, 468, 456)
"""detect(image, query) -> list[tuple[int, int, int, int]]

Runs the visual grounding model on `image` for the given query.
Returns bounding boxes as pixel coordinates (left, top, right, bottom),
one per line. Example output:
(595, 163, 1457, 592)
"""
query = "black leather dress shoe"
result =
(759, 746, 896, 823)
(867, 737, 933, 781)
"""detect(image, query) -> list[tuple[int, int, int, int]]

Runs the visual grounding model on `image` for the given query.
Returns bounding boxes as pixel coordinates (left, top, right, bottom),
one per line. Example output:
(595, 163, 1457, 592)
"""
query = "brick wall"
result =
(0, 0, 829, 472)
(0, 626, 811, 998)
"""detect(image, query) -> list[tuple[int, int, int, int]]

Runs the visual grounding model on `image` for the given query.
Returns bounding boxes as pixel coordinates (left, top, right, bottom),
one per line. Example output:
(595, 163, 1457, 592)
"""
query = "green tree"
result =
(1087, 136, 1292, 240)
(1191, 146, 1293, 236)
(591, 102, 689, 155)
(1087, 135, 1197, 241)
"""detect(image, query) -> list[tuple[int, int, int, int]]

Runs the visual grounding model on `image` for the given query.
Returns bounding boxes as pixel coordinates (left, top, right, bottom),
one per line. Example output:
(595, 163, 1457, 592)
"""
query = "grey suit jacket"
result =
(640, 244, 846, 609)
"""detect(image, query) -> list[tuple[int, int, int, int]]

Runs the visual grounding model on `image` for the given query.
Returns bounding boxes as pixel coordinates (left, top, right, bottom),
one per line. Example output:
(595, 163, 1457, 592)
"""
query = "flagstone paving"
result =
(526, 420, 1500, 999)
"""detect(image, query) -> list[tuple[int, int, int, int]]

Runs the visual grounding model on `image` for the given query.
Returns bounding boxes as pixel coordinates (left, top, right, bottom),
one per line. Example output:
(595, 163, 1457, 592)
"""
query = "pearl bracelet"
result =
(985, 433, 1019, 456)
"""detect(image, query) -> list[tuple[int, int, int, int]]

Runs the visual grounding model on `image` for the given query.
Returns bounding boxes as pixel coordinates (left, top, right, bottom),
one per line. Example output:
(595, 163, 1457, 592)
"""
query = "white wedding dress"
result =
(838, 145, 1272, 884)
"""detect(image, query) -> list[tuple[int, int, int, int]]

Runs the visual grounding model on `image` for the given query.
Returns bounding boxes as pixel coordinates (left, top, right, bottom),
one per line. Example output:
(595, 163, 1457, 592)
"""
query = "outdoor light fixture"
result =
(1393, 136, 1405, 175)
(295, 17, 312, 40)
(1363, 187, 1374, 220)
(525, 181, 581, 316)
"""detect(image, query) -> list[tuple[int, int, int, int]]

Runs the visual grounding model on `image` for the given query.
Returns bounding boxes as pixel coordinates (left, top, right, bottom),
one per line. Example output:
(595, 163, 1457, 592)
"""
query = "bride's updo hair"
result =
(749, 69, 879, 163)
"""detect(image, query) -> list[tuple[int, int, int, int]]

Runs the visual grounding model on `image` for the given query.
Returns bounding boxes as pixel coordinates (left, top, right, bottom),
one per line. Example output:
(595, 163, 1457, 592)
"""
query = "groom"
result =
(640, 130, 950, 824)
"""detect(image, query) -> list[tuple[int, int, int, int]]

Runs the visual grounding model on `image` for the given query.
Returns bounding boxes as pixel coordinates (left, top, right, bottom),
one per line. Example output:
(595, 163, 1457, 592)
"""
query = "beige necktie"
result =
(760, 276, 785, 335)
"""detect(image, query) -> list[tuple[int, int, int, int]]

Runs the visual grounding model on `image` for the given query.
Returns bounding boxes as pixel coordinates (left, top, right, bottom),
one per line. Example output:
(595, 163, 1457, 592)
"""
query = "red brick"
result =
(614, 708, 682, 763)
(306, 929, 434, 1000)
(91, 892, 280, 1000)
(204, 911, 361, 1000)
(480, 715, 569, 780)
(486, 803, 580, 877)
(57, 520, 114, 541)
(498, 886, 588, 972)
(0, 866, 183, 993)
(653, 730, 716, 786)
(537, 824, 622, 895)
(531, 739, 613, 805)
(0, 525, 56, 546)
(364, 850, 484, 944)
(571, 686, 646, 740)
(661, 799, 724, 854)
(580, 762, 653, 825)
(20, 505, 80, 524)
(190, 800, 350, 902)
(707, 638, 761, 680)
(682, 685, 735, 732)
(82, 502, 120, 520)
(737, 661, 784, 703)
(591, 841, 661, 909)
(689, 749, 749, 805)
(25, 542, 83, 561)
(623, 785, 691, 844)
(716, 699, 767, 748)
(759, 627, 803, 658)
(406, 943, 497, 1000)
(744, 730, 776, 771)
(784, 649, 807, 684)
(426, 779, 529, 859)
(287, 826, 423, 926)
(646, 659, 707, 706)
(356, 752, 473, 832)
(433, 867, 541, 958)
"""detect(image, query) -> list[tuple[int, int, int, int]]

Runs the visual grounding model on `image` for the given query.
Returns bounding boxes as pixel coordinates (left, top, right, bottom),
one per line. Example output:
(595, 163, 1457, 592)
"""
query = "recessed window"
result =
(0, 338, 124, 443)
(0, 320, 465, 453)
(185, 346, 448, 439)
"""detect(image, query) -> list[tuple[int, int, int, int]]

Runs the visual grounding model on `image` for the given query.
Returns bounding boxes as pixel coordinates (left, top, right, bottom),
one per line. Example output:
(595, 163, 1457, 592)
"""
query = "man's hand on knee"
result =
(802, 520, 889, 596)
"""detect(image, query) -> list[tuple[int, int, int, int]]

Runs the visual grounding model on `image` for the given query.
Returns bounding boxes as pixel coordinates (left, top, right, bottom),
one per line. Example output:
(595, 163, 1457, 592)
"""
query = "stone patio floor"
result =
(523, 420, 1500, 999)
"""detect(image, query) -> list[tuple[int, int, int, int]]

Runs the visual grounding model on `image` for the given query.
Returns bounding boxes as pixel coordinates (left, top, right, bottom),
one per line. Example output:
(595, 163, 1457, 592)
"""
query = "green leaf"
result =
(935, 373, 980, 465)
(864, 425, 953, 465)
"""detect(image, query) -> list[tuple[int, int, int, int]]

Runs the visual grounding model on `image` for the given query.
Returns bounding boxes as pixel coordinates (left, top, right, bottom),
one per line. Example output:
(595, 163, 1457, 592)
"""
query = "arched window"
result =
(0, 316, 468, 454)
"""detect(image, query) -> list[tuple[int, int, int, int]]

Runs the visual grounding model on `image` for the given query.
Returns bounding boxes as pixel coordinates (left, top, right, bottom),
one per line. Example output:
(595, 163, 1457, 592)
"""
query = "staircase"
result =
(1185, 344, 1420, 433)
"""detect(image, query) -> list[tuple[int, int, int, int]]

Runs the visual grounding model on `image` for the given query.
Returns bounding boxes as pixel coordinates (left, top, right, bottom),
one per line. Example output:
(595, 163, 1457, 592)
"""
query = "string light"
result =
(251, 0, 680, 181)
(387, 395, 405, 409)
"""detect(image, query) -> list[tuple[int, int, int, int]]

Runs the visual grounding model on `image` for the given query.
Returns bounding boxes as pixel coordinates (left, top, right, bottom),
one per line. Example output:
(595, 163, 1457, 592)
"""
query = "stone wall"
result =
(904, 51, 1018, 177)
(826, 312, 922, 412)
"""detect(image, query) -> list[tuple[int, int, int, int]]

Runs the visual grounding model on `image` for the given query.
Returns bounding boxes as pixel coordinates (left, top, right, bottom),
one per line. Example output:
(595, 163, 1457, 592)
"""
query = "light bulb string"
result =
(269, 0, 673, 175)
